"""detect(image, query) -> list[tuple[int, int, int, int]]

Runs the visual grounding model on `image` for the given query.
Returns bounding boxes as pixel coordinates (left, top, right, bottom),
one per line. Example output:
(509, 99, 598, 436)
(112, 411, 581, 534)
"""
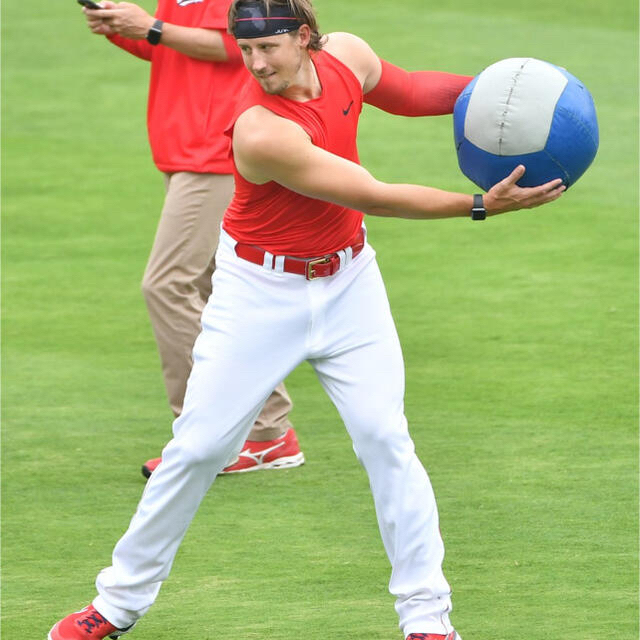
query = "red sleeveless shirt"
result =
(223, 50, 365, 257)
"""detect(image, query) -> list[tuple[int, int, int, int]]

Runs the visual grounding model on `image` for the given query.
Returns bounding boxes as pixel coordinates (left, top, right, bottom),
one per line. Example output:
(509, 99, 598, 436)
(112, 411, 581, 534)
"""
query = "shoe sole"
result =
(48, 627, 125, 640)
(142, 453, 304, 479)
(219, 452, 305, 474)
(49, 634, 124, 640)
(406, 631, 461, 640)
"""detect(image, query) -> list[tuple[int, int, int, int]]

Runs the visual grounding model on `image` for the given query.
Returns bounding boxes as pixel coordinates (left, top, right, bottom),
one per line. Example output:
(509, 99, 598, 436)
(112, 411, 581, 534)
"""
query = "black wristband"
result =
(471, 193, 486, 221)
(146, 19, 164, 45)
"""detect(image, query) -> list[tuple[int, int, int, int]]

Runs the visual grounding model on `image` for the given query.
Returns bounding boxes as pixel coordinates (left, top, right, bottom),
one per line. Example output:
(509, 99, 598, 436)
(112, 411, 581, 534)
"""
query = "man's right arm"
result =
(232, 106, 565, 220)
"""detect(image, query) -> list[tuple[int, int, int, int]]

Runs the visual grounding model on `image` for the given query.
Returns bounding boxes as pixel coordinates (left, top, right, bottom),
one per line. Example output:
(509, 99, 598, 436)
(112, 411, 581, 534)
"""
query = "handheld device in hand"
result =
(77, 0, 103, 9)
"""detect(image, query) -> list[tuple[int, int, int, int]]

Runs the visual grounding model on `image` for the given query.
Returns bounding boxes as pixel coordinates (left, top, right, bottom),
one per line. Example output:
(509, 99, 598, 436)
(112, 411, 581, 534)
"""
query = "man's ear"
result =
(296, 24, 311, 48)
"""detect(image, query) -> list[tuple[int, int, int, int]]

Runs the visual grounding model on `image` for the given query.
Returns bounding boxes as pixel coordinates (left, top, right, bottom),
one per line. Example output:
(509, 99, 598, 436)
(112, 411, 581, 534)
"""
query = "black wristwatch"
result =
(471, 193, 486, 221)
(146, 19, 164, 45)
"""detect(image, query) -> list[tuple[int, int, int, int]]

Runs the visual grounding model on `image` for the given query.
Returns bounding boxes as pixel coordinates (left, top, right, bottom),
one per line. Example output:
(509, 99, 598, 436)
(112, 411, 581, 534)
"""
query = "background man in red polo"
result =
(80, 0, 304, 475)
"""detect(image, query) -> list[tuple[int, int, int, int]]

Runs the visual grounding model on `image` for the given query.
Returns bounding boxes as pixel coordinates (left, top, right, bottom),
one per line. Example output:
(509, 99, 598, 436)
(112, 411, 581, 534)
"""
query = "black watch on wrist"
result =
(471, 193, 487, 221)
(146, 19, 164, 45)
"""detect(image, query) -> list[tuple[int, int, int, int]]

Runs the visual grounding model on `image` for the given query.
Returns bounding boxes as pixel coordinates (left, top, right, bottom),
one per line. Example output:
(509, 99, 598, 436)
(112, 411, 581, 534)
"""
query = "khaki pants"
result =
(141, 171, 292, 440)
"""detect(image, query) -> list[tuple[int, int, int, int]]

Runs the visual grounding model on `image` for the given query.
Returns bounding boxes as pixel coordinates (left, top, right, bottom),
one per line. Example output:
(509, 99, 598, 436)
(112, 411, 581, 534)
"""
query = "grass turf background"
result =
(2, 0, 638, 638)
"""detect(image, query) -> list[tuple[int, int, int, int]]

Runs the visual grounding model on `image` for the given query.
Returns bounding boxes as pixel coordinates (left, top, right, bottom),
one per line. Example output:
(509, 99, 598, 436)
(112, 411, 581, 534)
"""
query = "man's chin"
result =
(257, 77, 288, 95)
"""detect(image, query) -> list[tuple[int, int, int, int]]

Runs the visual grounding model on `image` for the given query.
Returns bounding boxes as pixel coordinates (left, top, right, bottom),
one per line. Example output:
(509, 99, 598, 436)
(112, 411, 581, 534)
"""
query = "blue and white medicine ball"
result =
(453, 57, 599, 191)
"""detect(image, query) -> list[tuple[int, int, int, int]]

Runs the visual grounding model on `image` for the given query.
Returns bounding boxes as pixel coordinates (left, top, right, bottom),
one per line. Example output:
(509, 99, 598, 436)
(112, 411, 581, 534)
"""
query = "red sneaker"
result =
(220, 428, 305, 474)
(48, 604, 132, 639)
(141, 457, 161, 479)
(406, 633, 460, 640)
(141, 428, 304, 478)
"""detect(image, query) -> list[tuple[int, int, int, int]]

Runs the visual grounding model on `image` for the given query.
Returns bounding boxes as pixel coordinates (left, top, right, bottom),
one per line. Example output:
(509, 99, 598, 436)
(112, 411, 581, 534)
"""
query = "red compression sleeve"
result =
(364, 59, 473, 116)
(219, 31, 243, 64)
(107, 33, 153, 61)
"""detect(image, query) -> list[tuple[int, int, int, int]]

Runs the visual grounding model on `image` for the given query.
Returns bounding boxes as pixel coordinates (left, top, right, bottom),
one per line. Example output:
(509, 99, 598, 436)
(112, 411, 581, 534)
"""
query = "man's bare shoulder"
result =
(233, 106, 311, 183)
(323, 32, 381, 92)
(323, 31, 370, 53)
(322, 32, 375, 68)
(234, 106, 307, 154)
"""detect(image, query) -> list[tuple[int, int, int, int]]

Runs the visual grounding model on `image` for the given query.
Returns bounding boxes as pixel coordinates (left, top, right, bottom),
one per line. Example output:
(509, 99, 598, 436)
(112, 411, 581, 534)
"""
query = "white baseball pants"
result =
(93, 228, 454, 636)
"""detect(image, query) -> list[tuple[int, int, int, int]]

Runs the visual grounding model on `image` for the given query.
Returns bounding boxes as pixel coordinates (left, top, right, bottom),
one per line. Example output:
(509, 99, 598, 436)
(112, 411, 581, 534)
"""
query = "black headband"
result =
(232, 1, 302, 39)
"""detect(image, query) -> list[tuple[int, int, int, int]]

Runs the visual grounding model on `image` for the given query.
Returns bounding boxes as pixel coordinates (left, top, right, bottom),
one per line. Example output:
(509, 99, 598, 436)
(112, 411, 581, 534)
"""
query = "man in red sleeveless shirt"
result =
(80, 0, 303, 476)
(50, 2, 564, 638)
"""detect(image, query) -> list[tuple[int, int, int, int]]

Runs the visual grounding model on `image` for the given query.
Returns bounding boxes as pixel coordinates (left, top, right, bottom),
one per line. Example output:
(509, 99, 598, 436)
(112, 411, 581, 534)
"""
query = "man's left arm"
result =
(324, 32, 472, 117)
(364, 60, 473, 116)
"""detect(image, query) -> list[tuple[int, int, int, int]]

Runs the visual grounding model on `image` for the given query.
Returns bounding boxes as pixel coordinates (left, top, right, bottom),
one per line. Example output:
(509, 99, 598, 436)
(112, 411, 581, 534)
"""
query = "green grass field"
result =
(2, 1, 638, 638)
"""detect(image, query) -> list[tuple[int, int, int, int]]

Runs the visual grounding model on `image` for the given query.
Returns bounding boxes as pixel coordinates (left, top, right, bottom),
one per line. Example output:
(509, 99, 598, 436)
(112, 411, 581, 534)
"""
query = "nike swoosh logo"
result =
(342, 100, 354, 116)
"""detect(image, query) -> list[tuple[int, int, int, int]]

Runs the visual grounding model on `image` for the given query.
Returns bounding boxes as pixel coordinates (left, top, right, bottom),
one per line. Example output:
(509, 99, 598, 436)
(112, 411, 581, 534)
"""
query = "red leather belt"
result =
(234, 228, 366, 280)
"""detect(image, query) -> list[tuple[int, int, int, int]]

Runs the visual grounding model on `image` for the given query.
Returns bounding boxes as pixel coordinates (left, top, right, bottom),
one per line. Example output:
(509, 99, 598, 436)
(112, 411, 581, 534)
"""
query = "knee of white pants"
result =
(348, 413, 414, 468)
(168, 439, 229, 470)
(174, 427, 243, 470)
(166, 401, 261, 472)
(163, 423, 238, 472)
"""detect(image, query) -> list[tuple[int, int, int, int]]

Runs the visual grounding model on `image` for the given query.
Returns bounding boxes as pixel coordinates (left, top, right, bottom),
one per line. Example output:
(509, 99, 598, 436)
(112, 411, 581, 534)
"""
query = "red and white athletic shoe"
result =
(48, 604, 133, 640)
(406, 632, 461, 640)
(141, 428, 304, 478)
(220, 428, 305, 474)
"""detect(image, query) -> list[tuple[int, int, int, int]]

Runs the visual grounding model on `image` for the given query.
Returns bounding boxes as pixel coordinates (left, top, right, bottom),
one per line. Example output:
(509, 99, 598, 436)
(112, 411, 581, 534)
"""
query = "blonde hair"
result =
(229, 0, 324, 51)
